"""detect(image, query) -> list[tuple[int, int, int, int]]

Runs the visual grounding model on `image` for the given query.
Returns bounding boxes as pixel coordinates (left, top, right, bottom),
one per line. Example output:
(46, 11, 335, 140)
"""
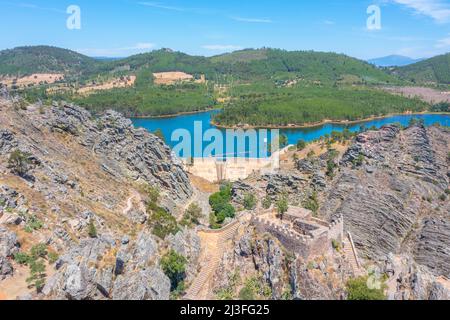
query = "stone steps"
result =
(185, 220, 241, 300)
(185, 219, 242, 300)
(343, 238, 364, 276)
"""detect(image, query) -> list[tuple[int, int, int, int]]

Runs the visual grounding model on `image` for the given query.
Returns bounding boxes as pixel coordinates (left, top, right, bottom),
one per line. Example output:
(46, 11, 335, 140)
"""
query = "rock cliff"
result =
(0, 96, 195, 300)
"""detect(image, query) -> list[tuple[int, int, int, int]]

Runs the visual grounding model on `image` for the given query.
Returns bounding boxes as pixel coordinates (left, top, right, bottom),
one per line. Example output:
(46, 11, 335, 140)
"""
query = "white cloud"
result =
(231, 16, 273, 23)
(392, 0, 450, 23)
(137, 1, 185, 11)
(0, 1, 65, 13)
(202, 45, 243, 51)
(323, 20, 335, 25)
(435, 34, 450, 48)
(77, 43, 156, 57)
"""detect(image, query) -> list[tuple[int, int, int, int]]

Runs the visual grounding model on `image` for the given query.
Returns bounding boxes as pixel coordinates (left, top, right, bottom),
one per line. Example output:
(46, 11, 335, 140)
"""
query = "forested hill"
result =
(208, 49, 399, 84)
(391, 52, 450, 84)
(0, 46, 99, 76)
(0, 46, 399, 84)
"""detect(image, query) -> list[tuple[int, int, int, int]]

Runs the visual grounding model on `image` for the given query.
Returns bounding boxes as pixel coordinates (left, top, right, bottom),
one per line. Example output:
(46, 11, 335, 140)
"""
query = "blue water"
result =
(132, 111, 450, 158)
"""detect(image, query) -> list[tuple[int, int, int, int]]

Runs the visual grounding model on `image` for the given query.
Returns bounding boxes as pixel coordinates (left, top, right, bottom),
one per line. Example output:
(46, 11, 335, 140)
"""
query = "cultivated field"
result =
(382, 86, 450, 104)
(0, 73, 64, 88)
(77, 75, 136, 95)
(153, 71, 205, 85)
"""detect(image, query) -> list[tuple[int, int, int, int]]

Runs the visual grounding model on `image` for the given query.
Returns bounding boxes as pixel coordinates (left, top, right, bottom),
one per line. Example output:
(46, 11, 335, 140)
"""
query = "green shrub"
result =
(26, 259, 46, 292)
(239, 286, 255, 300)
(145, 186, 160, 209)
(243, 193, 257, 210)
(239, 276, 272, 300)
(296, 139, 307, 151)
(88, 219, 97, 238)
(303, 191, 319, 215)
(180, 203, 202, 227)
(153, 129, 166, 142)
(209, 184, 235, 226)
(8, 149, 32, 177)
(352, 153, 365, 167)
(276, 195, 289, 219)
(160, 250, 187, 291)
(149, 207, 179, 239)
(30, 244, 47, 259)
(262, 195, 272, 209)
(23, 214, 43, 233)
(14, 252, 32, 265)
(346, 276, 386, 300)
(48, 252, 59, 264)
(331, 239, 341, 251)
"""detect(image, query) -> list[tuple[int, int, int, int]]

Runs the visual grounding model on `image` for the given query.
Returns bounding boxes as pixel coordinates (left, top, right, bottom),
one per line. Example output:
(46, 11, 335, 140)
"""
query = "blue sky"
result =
(0, 0, 449, 59)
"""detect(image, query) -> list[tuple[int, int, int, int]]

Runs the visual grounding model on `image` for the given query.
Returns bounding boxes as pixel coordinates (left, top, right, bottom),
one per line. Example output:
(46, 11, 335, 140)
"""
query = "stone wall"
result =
(251, 214, 344, 259)
(252, 217, 313, 258)
(327, 215, 344, 243)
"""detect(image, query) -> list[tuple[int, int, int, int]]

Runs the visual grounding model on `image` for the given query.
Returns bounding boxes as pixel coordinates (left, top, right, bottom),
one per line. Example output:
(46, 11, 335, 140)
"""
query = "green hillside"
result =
(208, 49, 400, 84)
(0, 46, 400, 84)
(1, 45, 435, 123)
(0, 46, 99, 76)
(213, 84, 429, 127)
(392, 52, 450, 84)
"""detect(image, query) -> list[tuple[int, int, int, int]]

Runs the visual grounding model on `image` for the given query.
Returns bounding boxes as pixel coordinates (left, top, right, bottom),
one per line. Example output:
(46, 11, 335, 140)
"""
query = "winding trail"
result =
(185, 213, 252, 300)
(122, 191, 146, 216)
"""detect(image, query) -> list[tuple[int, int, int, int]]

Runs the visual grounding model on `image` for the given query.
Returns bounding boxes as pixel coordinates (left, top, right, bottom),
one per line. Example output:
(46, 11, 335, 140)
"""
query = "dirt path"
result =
(122, 191, 146, 216)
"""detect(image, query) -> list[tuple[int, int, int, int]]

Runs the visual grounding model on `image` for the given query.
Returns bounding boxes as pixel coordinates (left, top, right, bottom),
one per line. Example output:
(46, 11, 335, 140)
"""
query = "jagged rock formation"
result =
(43, 232, 171, 300)
(46, 104, 192, 206)
(0, 227, 19, 280)
(212, 226, 350, 300)
(214, 124, 449, 301)
(321, 124, 449, 278)
(0, 97, 195, 300)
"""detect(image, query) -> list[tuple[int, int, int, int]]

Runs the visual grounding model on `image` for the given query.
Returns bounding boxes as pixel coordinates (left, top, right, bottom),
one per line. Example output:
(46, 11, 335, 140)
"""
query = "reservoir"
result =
(132, 111, 450, 158)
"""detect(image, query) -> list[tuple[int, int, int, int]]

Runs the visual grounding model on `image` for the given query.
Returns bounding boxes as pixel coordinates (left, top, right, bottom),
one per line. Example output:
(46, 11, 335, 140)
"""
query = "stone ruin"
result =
(252, 207, 343, 259)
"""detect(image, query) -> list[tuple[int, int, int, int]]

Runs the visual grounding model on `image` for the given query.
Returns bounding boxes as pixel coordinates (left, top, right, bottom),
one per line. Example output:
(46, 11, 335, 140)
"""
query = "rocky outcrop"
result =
(0, 227, 19, 280)
(321, 125, 449, 279)
(380, 253, 450, 300)
(231, 181, 256, 205)
(0, 97, 193, 300)
(258, 173, 309, 204)
(112, 268, 170, 300)
(45, 105, 192, 207)
(44, 232, 170, 300)
(414, 218, 450, 278)
(251, 237, 286, 299)
(0, 85, 8, 100)
(0, 129, 17, 154)
(289, 255, 347, 300)
(167, 228, 201, 281)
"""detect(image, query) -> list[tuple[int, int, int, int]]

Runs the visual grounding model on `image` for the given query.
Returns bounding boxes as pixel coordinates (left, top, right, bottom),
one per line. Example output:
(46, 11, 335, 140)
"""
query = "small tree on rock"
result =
(8, 149, 32, 177)
(88, 219, 97, 238)
(276, 195, 289, 220)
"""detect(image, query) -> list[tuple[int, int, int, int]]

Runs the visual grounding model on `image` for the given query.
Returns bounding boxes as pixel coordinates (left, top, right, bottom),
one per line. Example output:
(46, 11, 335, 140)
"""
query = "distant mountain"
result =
(392, 52, 450, 84)
(0, 46, 99, 76)
(368, 55, 423, 67)
(92, 56, 125, 61)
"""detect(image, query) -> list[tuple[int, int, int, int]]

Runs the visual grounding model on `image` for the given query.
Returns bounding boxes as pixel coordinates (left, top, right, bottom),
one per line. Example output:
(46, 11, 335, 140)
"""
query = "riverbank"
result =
(210, 111, 450, 130)
(130, 107, 221, 119)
